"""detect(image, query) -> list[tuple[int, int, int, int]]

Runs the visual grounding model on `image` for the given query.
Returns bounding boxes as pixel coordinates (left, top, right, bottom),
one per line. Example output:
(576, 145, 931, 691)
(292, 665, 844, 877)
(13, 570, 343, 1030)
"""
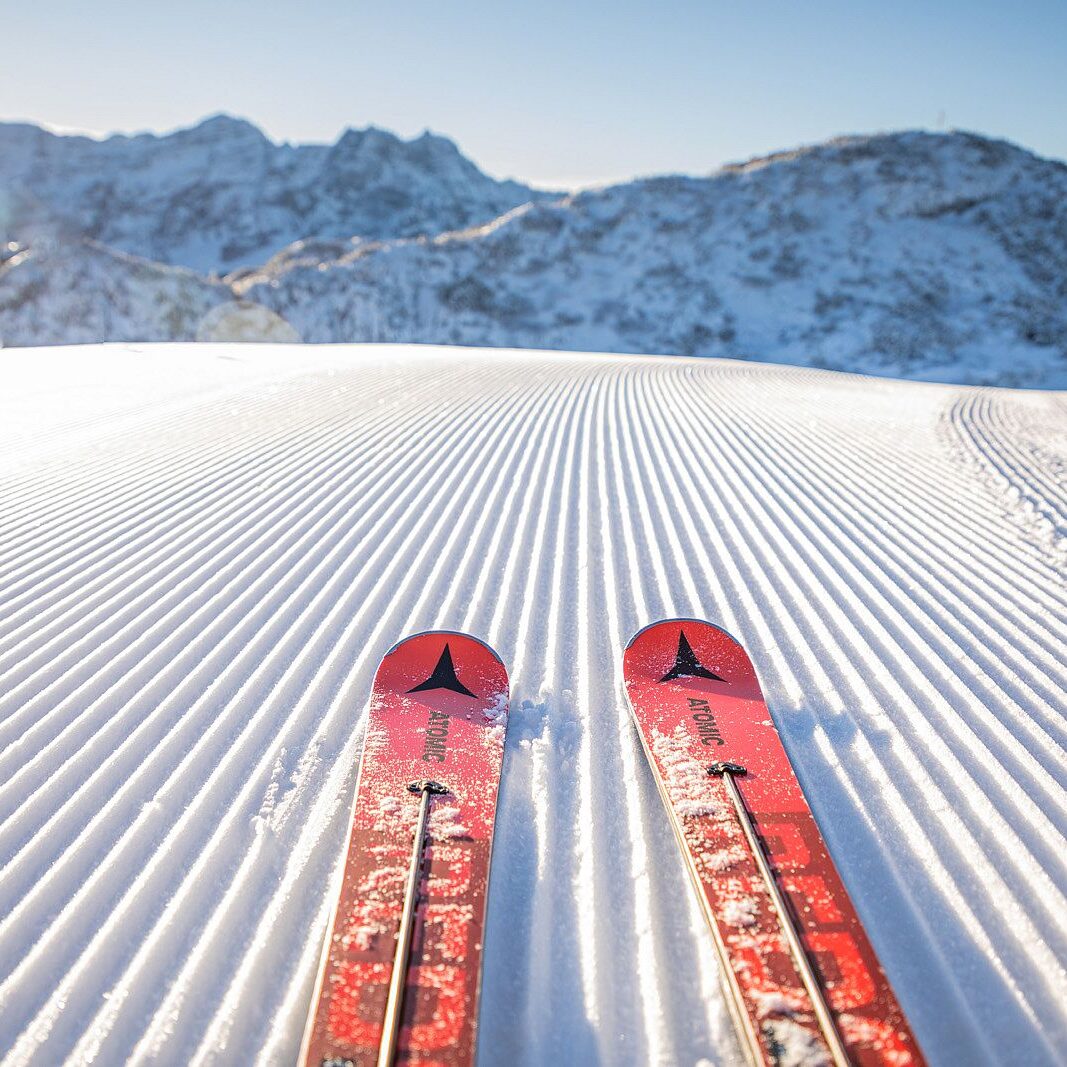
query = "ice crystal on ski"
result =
(721, 893, 760, 928)
(482, 723, 507, 751)
(429, 805, 470, 840)
(839, 1015, 915, 1066)
(703, 845, 748, 871)
(357, 865, 405, 896)
(650, 727, 725, 820)
(484, 690, 509, 724)
(347, 919, 390, 952)
(371, 794, 415, 835)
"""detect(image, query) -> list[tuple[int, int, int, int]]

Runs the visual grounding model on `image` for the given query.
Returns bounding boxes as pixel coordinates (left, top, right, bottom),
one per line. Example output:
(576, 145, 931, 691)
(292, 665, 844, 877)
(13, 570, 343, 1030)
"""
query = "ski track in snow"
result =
(0, 342, 1064, 1067)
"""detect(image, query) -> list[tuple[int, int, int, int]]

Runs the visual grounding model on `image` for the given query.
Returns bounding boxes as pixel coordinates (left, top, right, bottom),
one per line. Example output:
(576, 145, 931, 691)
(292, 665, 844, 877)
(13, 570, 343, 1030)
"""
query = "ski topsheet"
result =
(301, 631, 510, 1067)
(624, 619, 924, 1067)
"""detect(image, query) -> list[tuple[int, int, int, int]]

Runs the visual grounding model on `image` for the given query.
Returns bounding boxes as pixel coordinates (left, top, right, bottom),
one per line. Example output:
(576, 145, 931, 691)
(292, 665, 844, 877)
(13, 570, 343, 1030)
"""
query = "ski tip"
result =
(625, 617, 743, 652)
(383, 628, 506, 666)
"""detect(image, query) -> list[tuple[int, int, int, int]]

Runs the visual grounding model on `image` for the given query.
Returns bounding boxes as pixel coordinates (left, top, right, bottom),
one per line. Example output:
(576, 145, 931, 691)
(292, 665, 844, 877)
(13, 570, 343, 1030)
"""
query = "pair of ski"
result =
(300, 622, 924, 1067)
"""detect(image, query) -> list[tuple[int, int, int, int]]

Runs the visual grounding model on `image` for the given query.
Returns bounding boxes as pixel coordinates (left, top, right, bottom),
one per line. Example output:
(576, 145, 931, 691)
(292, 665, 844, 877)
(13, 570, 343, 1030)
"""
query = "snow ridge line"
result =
(655, 368, 1066, 1058)
(0, 346, 1064, 1067)
(0, 363, 474, 619)
(945, 392, 1067, 571)
(69, 370, 556, 1066)
(0, 366, 481, 722)
(973, 394, 1067, 516)
(475, 374, 590, 1065)
(0, 368, 493, 843)
(0, 361, 536, 1059)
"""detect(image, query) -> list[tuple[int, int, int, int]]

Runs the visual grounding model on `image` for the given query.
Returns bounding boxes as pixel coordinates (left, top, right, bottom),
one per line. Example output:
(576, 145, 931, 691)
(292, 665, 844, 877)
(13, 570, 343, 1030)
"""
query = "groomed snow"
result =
(0, 343, 1064, 1067)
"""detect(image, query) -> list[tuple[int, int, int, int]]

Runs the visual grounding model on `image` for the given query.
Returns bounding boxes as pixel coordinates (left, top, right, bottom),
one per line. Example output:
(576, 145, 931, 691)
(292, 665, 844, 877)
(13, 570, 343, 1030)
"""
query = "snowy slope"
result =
(0, 343, 1064, 1067)
(0, 240, 298, 347)
(0, 240, 229, 346)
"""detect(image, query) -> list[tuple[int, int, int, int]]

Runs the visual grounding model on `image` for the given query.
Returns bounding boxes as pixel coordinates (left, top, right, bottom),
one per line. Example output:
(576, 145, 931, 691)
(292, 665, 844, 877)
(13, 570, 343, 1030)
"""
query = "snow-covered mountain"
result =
(237, 132, 1067, 387)
(2, 122, 1066, 387)
(0, 115, 538, 272)
(0, 239, 229, 346)
(0, 237, 305, 347)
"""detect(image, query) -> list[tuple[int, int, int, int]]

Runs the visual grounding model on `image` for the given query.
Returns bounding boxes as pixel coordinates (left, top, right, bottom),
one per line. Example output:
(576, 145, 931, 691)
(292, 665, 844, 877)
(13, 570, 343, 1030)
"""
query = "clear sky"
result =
(5, 1, 1066, 189)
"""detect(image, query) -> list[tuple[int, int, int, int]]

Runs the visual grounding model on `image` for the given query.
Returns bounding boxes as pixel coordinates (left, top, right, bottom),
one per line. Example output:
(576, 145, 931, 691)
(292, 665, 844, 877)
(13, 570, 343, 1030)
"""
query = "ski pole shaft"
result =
(378, 780, 448, 1067)
(710, 762, 852, 1067)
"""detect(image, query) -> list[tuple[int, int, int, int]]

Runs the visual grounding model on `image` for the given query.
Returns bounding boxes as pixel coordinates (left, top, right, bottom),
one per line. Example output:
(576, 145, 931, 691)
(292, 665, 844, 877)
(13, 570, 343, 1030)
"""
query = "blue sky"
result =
(5, 1, 1066, 188)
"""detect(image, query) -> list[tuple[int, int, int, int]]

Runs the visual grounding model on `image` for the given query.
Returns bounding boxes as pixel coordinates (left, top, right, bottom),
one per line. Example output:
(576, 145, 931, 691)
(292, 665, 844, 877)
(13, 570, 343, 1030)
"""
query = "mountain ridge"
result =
(235, 129, 1067, 387)
(1, 119, 1065, 387)
(0, 114, 542, 273)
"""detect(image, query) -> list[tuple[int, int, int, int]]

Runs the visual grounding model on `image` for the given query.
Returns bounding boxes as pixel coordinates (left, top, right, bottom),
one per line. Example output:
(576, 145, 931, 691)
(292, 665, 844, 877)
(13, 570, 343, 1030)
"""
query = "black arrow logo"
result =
(660, 630, 725, 683)
(408, 643, 477, 697)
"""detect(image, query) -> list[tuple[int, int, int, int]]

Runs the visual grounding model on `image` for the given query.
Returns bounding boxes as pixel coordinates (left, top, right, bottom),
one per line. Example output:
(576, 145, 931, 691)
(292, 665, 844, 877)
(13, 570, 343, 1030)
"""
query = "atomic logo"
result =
(660, 630, 725, 683)
(409, 643, 477, 698)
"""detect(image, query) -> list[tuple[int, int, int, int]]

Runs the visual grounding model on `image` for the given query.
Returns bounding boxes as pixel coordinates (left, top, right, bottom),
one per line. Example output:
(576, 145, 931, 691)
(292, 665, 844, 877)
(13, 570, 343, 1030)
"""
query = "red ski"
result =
(624, 619, 924, 1067)
(301, 631, 510, 1067)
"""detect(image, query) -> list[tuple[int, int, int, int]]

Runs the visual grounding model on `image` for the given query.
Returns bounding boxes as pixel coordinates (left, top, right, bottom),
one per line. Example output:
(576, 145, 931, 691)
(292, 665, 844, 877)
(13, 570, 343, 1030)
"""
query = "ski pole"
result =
(378, 779, 449, 1067)
(708, 762, 852, 1067)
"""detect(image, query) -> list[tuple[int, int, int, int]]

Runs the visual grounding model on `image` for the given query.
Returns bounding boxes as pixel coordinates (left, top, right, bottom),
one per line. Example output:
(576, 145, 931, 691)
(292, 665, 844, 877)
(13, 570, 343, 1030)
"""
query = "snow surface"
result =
(0, 342, 1064, 1067)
